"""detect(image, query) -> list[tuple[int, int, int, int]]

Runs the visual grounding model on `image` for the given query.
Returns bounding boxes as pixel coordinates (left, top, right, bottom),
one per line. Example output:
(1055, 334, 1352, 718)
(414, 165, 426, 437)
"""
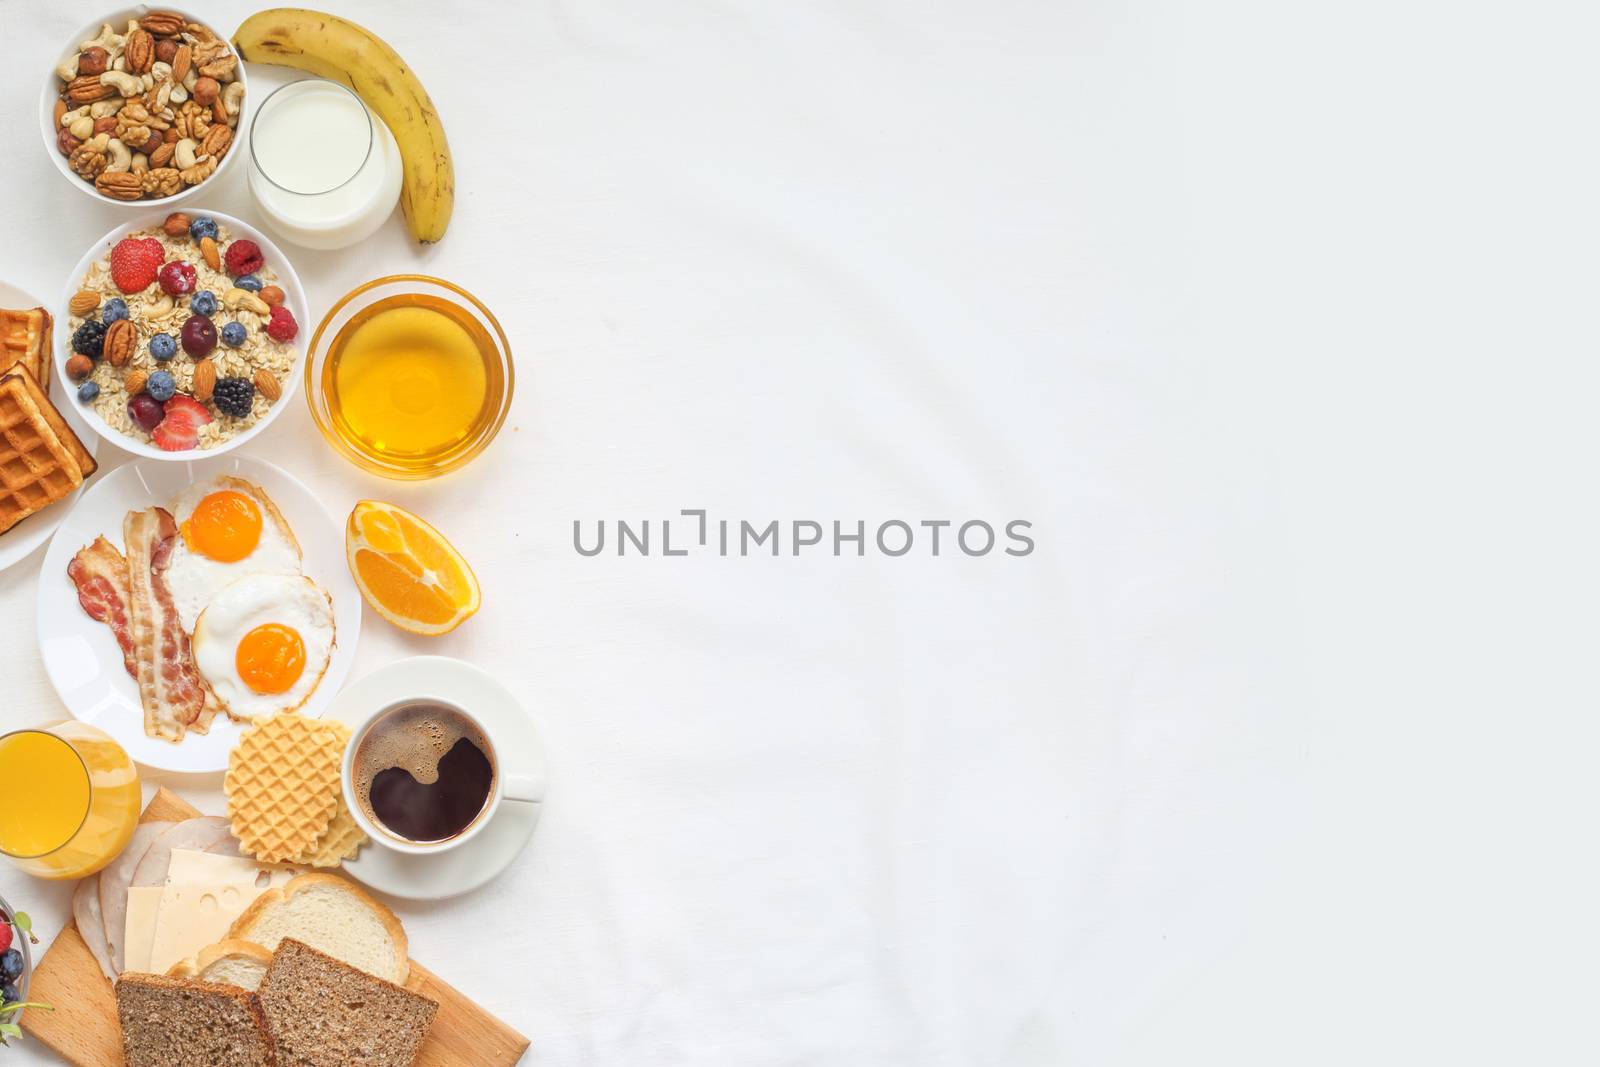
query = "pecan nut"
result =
(103, 319, 138, 366)
(197, 54, 238, 82)
(139, 11, 186, 36)
(96, 169, 145, 202)
(199, 124, 231, 160)
(66, 74, 116, 104)
(124, 29, 155, 74)
(57, 128, 82, 156)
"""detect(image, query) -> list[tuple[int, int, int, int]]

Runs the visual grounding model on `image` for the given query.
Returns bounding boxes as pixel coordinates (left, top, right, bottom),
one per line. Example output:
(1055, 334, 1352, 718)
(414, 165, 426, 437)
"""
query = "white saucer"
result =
(36, 454, 362, 773)
(0, 278, 99, 574)
(325, 656, 545, 901)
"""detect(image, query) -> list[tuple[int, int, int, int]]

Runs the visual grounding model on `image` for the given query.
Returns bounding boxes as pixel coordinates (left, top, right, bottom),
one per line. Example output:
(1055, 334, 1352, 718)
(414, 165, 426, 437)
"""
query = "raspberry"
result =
(0, 923, 12, 955)
(265, 306, 298, 343)
(158, 260, 197, 296)
(109, 237, 164, 293)
(224, 239, 264, 276)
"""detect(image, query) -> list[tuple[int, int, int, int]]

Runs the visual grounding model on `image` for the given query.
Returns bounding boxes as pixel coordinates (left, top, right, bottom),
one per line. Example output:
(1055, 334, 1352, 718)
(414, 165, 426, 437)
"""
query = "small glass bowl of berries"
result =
(0, 895, 44, 1044)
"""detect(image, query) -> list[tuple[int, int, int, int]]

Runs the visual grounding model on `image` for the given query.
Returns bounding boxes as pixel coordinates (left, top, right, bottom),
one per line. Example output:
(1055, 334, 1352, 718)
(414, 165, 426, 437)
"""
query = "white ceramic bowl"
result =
(57, 210, 309, 460)
(39, 6, 251, 209)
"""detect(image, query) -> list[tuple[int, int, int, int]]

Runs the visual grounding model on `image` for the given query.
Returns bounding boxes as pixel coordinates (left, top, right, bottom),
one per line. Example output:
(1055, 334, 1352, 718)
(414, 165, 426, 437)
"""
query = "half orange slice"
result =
(346, 500, 481, 636)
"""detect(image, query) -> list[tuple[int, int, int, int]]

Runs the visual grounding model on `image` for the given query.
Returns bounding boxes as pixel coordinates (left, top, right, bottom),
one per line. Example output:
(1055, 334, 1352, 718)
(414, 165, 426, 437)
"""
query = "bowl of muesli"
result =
(39, 8, 249, 206)
(57, 210, 307, 457)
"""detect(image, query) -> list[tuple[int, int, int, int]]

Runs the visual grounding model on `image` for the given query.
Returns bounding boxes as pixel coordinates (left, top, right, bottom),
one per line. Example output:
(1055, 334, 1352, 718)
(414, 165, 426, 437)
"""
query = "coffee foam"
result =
(353, 703, 492, 814)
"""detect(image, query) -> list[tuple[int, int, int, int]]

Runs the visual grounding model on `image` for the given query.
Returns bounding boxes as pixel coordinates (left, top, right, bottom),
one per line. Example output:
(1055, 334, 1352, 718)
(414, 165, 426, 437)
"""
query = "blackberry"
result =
(213, 376, 255, 417)
(72, 319, 107, 359)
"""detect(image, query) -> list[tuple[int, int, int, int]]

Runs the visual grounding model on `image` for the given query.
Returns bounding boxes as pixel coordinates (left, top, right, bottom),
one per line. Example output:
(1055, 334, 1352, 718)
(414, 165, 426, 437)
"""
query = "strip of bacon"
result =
(67, 536, 137, 680)
(124, 508, 207, 742)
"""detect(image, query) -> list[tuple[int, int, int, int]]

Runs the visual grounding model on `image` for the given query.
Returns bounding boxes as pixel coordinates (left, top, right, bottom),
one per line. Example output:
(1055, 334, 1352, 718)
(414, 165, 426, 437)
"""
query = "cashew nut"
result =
(85, 133, 110, 153)
(56, 55, 79, 82)
(99, 71, 143, 97)
(60, 105, 90, 128)
(80, 24, 122, 55)
(222, 82, 245, 118)
(104, 138, 132, 174)
(155, 81, 173, 111)
(182, 68, 198, 92)
(68, 116, 94, 140)
(223, 288, 271, 316)
(169, 84, 188, 104)
(174, 137, 197, 170)
(151, 61, 172, 82)
(89, 98, 125, 119)
(131, 152, 149, 174)
(111, 54, 126, 73)
(148, 294, 175, 318)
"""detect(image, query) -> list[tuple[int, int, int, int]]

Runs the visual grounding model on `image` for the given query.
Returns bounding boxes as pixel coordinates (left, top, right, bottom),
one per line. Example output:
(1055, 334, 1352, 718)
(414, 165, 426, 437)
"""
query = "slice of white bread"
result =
(168, 939, 274, 991)
(227, 873, 408, 983)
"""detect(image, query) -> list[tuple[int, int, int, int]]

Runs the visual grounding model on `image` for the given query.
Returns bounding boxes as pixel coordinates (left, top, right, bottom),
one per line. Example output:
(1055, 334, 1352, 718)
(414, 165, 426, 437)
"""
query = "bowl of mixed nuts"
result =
(38, 7, 249, 207)
(57, 209, 308, 459)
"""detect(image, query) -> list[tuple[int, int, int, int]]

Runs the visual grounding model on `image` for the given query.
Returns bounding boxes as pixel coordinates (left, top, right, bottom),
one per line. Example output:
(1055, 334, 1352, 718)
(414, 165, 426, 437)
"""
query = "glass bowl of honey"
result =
(305, 276, 513, 479)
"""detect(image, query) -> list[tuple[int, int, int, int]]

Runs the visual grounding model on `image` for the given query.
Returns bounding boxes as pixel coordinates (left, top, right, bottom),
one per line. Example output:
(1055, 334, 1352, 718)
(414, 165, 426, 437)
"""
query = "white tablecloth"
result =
(12, 0, 1580, 1063)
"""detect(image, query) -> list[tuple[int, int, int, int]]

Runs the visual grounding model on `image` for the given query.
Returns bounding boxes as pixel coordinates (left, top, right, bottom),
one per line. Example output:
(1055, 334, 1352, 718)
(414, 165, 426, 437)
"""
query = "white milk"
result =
(247, 80, 402, 250)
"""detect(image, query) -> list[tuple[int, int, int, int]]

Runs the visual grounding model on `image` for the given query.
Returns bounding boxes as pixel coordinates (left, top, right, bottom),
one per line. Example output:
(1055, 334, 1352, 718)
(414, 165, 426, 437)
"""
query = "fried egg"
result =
(167, 477, 303, 633)
(191, 574, 335, 720)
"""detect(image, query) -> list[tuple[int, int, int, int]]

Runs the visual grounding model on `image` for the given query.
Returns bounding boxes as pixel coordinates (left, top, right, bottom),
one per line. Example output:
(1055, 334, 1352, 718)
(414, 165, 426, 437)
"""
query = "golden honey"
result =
(320, 292, 505, 475)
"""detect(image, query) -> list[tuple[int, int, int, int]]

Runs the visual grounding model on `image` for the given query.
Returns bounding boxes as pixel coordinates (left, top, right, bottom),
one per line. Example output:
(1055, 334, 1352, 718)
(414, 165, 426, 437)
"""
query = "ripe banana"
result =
(233, 9, 454, 243)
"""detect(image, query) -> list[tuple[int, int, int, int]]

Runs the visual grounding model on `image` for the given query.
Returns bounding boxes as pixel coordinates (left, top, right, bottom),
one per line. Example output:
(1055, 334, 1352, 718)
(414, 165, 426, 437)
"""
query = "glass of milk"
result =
(247, 80, 403, 250)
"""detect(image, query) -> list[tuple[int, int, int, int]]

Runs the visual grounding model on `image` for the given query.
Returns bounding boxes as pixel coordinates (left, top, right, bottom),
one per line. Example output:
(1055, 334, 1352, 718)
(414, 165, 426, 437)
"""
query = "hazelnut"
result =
(155, 38, 178, 64)
(93, 116, 118, 135)
(66, 355, 94, 381)
(193, 77, 219, 106)
(77, 47, 109, 76)
(163, 212, 192, 238)
(56, 128, 81, 156)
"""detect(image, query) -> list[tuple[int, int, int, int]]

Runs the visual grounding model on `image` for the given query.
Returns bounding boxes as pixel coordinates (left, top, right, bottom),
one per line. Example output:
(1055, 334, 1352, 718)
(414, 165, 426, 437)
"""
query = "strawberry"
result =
(264, 306, 298, 343)
(109, 237, 165, 293)
(151, 395, 212, 451)
(224, 239, 263, 275)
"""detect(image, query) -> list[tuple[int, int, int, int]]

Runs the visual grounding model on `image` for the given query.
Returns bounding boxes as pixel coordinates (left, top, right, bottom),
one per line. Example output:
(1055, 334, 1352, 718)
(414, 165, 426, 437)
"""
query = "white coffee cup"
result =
(342, 697, 543, 856)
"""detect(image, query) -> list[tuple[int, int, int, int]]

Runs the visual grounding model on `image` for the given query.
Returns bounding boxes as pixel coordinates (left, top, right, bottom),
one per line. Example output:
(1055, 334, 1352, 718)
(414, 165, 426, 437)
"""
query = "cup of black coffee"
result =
(342, 698, 541, 854)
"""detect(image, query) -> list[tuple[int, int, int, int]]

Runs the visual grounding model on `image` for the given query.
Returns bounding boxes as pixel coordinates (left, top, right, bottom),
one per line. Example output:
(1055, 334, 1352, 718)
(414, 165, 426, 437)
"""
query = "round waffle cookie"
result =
(294, 796, 368, 868)
(225, 714, 347, 863)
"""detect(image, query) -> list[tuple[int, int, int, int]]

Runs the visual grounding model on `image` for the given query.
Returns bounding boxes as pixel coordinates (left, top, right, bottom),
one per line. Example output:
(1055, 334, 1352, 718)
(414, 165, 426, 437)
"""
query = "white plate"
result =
(37, 454, 361, 773)
(327, 657, 545, 901)
(0, 279, 99, 574)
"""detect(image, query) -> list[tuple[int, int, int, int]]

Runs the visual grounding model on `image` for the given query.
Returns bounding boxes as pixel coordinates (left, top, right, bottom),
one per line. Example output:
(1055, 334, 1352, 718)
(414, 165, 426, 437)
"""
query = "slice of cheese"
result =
(145, 850, 300, 976)
(122, 887, 165, 974)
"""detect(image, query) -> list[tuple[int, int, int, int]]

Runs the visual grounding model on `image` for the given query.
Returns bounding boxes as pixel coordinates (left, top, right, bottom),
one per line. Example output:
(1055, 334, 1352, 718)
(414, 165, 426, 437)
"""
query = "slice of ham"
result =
(72, 874, 115, 981)
(97, 821, 175, 975)
(131, 817, 231, 888)
(67, 536, 136, 679)
(123, 509, 207, 743)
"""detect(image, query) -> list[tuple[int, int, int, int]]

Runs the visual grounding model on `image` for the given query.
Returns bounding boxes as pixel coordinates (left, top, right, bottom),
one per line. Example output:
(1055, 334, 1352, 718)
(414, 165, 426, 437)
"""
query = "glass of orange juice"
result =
(0, 722, 139, 880)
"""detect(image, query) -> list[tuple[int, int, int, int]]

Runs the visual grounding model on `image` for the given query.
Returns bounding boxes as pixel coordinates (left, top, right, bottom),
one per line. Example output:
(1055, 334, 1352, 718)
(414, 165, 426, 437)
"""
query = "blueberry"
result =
(146, 370, 176, 403)
(220, 322, 247, 348)
(77, 381, 100, 402)
(189, 216, 218, 243)
(189, 290, 217, 317)
(235, 274, 263, 292)
(148, 332, 177, 361)
(101, 297, 129, 324)
(0, 949, 21, 982)
(1, 983, 17, 1005)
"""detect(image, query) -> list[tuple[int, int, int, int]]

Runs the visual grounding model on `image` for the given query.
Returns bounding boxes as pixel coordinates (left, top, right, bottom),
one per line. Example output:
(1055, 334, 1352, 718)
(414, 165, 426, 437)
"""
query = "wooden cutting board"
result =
(22, 788, 529, 1066)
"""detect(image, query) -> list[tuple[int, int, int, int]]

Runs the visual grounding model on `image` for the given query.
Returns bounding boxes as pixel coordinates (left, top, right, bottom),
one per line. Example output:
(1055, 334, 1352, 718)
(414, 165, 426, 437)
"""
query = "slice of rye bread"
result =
(258, 938, 439, 1066)
(114, 972, 276, 1067)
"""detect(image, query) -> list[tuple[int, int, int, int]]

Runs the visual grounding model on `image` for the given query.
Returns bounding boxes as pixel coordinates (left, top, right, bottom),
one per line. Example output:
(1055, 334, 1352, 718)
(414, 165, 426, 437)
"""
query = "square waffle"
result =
(0, 368, 88, 534)
(0, 307, 52, 397)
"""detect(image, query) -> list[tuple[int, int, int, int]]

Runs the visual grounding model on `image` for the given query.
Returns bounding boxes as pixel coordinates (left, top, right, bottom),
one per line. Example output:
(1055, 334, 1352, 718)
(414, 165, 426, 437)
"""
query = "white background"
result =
(2, 1, 1593, 1064)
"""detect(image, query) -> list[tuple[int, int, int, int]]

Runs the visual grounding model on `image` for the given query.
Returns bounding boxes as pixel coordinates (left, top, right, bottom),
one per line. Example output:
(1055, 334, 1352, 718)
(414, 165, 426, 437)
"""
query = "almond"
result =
(253, 368, 282, 402)
(192, 359, 216, 402)
(171, 43, 193, 84)
(124, 369, 148, 396)
(200, 235, 220, 271)
(259, 286, 285, 308)
(69, 290, 100, 317)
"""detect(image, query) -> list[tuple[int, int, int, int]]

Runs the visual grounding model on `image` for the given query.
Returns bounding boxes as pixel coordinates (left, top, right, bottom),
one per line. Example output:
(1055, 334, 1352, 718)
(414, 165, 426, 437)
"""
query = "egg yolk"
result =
(235, 624, 306, 695)
(183, 491, 263, 563)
